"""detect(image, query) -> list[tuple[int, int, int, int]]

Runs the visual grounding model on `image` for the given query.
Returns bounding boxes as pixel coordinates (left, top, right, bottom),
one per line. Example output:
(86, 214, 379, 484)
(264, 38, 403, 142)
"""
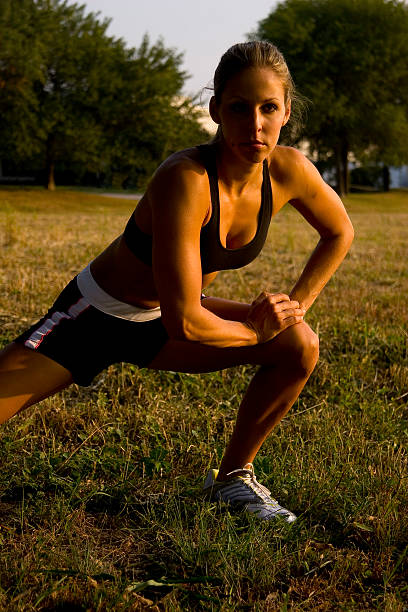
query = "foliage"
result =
(0, 0, 43, 160)
(253, 0, 408, 194)
(350, 164, 385, 190)
(99, 35, 208, 190)
(0, 1, 208, 190)
(0, 188, 407, 609)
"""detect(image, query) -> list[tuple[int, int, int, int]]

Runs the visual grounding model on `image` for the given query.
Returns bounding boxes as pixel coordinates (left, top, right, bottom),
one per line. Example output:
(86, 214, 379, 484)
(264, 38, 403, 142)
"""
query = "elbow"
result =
(338, 226, 354, 259)
(181, 318, 201, 343)
(327, 220, 354, 251)
(344, 220, 355, 249)
(161, 312, 200, 343)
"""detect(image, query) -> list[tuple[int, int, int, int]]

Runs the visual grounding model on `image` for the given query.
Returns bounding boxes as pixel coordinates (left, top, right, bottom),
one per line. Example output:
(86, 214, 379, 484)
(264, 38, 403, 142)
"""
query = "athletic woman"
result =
(0, 42, 354, 522)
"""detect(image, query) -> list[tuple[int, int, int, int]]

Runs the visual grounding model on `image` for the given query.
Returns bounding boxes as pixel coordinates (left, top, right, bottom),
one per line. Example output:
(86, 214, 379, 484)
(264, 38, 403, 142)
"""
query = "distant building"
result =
(390, 166, 408, 188)
(297, 140, 408, 190)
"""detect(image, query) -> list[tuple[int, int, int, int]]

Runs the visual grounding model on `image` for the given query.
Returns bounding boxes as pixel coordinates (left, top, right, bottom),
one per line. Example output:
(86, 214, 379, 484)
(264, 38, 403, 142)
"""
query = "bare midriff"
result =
(90, 236, 217, 309)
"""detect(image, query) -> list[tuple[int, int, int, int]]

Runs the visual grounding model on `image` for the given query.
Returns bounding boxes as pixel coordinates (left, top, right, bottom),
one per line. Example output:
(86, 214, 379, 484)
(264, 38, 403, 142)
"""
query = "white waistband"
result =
(76, 264, 162, 322)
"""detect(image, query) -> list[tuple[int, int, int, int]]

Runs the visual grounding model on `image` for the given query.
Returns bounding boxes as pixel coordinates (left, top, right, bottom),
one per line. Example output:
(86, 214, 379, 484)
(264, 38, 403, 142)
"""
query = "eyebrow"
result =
(229, 96, 281, 103)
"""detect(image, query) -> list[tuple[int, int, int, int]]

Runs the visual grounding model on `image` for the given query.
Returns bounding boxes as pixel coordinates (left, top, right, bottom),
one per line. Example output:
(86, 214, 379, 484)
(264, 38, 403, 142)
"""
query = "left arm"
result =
(281, 149, 354, 311)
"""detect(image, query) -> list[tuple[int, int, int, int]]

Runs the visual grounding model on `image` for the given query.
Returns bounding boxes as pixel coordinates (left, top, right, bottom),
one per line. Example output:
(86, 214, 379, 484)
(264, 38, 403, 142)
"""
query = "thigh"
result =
(0, 343, 73, 423)
(147, 320, 314, 373)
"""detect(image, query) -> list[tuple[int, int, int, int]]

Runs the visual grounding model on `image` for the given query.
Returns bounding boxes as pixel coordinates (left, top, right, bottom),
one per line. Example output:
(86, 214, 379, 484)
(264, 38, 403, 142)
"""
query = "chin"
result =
(222, 138, 270, 164)
(238, 145, 270, 164)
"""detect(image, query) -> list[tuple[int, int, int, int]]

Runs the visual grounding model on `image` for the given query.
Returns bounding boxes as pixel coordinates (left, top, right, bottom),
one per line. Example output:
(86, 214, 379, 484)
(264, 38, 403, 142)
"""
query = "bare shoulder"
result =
(157, 146, 206, 174)
(148, 147, 209, 210)
(269, 146, 352, 239)
(269, 145, 323, 200)
(271, 144, 308, 170)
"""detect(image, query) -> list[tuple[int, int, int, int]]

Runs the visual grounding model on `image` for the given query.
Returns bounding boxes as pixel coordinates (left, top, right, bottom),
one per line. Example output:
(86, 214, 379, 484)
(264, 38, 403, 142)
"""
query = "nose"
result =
(249, 108, 263, 135)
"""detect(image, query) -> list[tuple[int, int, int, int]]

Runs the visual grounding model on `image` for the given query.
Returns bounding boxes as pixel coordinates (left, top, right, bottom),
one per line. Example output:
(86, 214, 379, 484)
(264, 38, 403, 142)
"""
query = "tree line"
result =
(0, 0, 209, 190)
(1, 0, 408, 194)
(254, 0, 408, 195)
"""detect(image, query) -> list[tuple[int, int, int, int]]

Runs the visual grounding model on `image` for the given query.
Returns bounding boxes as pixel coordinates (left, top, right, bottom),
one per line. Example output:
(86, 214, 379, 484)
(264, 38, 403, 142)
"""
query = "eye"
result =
(229, 102, 248, 114)
(262, 103, 278, 113)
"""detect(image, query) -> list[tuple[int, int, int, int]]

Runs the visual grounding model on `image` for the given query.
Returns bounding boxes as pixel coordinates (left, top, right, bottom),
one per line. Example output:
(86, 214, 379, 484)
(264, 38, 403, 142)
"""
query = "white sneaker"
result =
(203, 463, 296, 523)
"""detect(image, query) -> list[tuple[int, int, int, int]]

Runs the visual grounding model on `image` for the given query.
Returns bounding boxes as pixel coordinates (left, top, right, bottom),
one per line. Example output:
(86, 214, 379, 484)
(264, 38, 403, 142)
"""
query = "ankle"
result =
(216, 463, 253, 482)
(215, 470, 231, 482)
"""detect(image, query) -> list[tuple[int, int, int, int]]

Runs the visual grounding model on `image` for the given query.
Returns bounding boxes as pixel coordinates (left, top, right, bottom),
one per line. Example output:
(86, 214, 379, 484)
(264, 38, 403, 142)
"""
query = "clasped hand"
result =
(245, 292, 305, 343)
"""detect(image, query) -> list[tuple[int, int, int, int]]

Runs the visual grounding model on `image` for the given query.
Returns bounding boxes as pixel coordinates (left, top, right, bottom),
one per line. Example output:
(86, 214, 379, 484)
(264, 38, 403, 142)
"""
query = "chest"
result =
(199, 168, 273, 274)
(215, 187, 264, 249)
(213, 174, 289, 250)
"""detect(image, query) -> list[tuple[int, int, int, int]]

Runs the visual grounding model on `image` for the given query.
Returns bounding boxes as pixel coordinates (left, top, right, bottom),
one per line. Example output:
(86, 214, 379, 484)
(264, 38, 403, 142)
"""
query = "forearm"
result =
(164, 292, 304, 348)
(289, 233, 353, 311)
(164, 302, 258, 348)
(201, 296, 250, 322)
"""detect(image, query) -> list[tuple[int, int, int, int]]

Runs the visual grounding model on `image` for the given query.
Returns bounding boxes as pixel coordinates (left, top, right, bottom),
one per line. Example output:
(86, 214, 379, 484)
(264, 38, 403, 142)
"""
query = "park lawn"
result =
(0, 188, 407, 611)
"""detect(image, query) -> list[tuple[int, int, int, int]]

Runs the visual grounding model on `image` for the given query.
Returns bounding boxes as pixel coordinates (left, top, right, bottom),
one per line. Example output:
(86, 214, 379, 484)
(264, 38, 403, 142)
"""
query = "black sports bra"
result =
(123, 143, 273, 274)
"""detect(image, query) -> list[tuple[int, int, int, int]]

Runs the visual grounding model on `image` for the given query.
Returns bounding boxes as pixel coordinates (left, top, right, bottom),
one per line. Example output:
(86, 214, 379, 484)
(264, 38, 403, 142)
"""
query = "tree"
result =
(0, 1, 208, 190)
(0, 0, 44, 162)
(253, 0, 408, 194)
(98, 34, 208, 189)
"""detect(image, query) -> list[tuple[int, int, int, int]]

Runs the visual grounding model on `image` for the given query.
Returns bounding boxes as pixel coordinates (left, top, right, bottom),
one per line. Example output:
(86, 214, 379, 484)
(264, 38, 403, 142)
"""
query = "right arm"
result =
(150, 158, 302, 347)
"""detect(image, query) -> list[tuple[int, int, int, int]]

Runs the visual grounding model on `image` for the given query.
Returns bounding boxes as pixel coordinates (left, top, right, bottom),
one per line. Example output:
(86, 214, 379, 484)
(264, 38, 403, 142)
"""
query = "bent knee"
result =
(279, 322, 319, 377)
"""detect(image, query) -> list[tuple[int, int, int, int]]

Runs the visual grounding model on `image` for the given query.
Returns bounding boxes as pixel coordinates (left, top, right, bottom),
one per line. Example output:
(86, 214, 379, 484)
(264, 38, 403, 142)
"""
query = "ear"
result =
(282, 99, 291, 126)
(209, 96, 221, 124)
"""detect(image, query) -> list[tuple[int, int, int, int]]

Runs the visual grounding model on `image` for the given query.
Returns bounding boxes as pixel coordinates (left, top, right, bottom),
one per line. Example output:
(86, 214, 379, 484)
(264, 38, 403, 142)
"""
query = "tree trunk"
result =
(334, 139, 349, 197)
(382, 165, 390, 192)
(47, 161, 56, 191)
(46, 135, 56, 191)
(341, 140, 349, 195)
(335, 144, 345, 196)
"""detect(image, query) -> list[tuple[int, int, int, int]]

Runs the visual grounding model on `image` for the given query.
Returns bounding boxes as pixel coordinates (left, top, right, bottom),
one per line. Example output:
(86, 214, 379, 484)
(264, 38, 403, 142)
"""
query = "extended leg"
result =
(0, 343, 73, 425)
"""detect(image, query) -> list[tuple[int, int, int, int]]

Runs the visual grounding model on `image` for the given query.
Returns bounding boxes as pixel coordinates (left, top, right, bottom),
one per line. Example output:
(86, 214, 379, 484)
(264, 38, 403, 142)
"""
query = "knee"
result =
(280, 323, 319, 378)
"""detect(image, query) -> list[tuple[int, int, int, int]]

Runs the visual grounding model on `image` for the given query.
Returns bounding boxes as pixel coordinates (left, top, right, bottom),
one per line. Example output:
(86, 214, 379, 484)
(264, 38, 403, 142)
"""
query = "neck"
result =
(214, 139, 265, 195)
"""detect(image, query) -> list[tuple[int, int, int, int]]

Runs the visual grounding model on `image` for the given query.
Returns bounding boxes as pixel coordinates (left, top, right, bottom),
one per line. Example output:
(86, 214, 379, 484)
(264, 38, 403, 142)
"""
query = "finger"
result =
(251, 291, 270, 306)
(266, 293, 291, 304)
(275, 308, 303, 322)
(274, 300, 301, 313)
(283, 314, 305, 327)
(280, 308, 304, 319)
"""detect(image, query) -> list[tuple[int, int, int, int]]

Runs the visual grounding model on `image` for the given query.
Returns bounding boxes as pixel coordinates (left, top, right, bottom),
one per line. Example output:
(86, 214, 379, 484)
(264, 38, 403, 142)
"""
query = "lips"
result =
(241, 141, 266, 151)
(242, 140, 265, 147)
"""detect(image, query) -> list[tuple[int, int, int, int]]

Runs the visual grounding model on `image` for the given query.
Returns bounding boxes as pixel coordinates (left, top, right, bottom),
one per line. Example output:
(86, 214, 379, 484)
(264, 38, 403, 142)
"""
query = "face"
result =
(210, 67, 291, 163)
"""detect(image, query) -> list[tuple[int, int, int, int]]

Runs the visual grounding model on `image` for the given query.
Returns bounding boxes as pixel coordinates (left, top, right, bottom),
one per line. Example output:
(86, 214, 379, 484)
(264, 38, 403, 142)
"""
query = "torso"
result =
(91, 144, 295, 308)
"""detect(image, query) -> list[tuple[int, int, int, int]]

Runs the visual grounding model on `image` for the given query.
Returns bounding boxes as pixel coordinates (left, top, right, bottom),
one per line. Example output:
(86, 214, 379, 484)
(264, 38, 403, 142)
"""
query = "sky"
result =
(82, 0, 278, 99)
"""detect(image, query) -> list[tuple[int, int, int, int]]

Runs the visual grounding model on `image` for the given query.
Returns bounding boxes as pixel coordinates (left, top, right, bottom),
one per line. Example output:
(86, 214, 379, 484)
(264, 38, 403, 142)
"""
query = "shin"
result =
(218, 323, 319, 478)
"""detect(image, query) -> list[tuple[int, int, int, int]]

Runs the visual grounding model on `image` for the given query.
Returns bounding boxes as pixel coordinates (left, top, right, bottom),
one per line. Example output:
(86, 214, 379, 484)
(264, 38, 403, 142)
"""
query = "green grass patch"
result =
(0, 188, 407, 610)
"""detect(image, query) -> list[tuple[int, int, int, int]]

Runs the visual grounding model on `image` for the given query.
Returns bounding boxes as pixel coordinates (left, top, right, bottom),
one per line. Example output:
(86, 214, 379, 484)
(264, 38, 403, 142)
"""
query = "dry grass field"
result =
(0, 187, 407, 610)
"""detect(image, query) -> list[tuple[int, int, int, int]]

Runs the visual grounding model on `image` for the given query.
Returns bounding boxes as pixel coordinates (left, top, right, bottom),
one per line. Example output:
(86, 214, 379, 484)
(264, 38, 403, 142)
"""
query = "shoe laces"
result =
(225, 463, 278, 507)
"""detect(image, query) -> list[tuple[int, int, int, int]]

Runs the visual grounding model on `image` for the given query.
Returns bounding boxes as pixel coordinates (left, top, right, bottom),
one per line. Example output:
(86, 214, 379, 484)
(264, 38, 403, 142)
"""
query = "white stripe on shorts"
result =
(77, 263, 162, 322)
(24, 297, 90, 350)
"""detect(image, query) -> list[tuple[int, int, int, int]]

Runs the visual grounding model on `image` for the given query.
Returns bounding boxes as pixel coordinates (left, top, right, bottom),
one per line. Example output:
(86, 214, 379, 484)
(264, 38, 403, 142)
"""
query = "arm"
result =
(281, 149, 354, 311)
(150, 156, 303, 347)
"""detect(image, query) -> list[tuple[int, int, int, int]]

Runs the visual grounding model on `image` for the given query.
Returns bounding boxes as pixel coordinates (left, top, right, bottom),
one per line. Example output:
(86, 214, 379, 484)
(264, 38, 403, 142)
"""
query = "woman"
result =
(0, 42, 353, 522)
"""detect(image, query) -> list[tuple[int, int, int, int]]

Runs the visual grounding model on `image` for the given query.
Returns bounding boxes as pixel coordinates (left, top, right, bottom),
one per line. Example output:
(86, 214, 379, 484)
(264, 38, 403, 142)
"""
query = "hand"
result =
(244, 292, 305, 343)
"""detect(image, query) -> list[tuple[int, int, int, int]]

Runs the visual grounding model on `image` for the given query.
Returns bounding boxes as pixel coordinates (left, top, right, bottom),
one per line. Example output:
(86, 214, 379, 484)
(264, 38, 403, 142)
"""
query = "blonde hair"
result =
(211, 41, 304, 142)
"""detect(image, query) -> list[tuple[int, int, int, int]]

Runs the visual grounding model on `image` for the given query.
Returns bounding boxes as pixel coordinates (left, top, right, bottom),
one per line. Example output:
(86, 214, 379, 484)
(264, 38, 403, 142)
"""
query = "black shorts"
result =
(14, 277, 169, 386)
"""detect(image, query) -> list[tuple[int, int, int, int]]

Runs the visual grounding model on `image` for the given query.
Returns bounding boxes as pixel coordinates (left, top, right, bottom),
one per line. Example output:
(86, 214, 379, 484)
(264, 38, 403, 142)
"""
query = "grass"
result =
(0, 188, 407, 611)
